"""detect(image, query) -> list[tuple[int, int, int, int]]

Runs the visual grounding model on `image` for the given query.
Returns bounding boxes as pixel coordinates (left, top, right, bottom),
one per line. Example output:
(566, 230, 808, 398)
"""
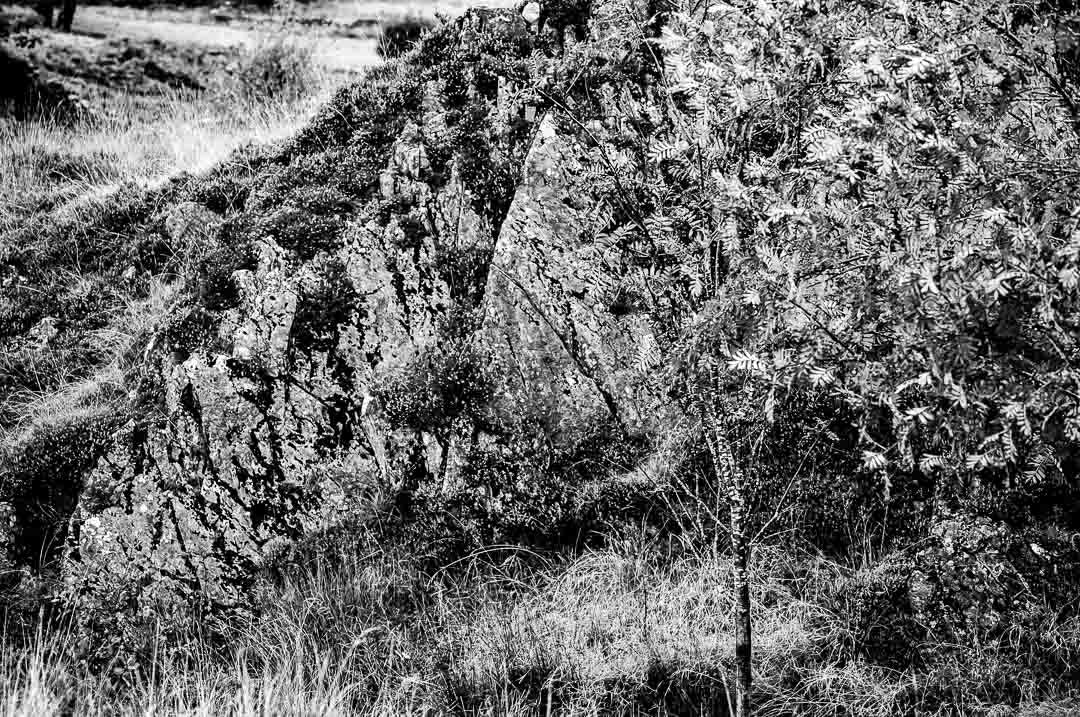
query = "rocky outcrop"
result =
(482, 115, 664, 436)
(61, 8, 542, 629)
(64, 175, 473, 623)
(59, 1, 666, 636)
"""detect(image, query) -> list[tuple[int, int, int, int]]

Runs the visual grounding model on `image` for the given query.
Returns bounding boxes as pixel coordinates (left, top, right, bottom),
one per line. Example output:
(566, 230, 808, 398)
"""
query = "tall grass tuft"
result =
(235, 35, 322, 103)
(0, 65, 336, 231)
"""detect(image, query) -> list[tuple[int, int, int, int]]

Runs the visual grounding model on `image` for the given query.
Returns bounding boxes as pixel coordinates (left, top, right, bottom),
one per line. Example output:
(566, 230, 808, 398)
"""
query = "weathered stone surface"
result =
(482, 114, 663, 435)
(62, 9, 631, 622)
(64, 137, 491, 622)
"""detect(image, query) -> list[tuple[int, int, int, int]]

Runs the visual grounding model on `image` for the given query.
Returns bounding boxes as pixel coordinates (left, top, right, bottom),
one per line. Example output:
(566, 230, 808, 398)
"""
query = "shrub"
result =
(190, 217, 256, 313)
(257, 205, 344, 259)
(183, 142, 277, 214)
(841, 553, 925, 670)
(379, 311, 496, 441)
(291, 257, 358, 354)
(435, 244, 490, 306)
(409, 414, 652, 557)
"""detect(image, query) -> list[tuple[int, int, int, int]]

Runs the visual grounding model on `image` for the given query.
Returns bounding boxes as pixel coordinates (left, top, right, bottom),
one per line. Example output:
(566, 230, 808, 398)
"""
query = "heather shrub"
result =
(379, 311, 497, 443)
(183, 143, 277, 215)
(409, 414, 651, 556)
(435, 244, 490, 306)
(291, 257, 358, 355)
(256, 204, 344, 259)
(189, 218, 256, 313)
(288, 64, 423, 157)
(832, 512, 1080, 703)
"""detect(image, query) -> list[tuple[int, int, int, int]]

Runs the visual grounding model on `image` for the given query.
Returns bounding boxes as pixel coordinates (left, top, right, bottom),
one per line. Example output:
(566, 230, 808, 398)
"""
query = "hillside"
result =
(2, 0, 1080, 714)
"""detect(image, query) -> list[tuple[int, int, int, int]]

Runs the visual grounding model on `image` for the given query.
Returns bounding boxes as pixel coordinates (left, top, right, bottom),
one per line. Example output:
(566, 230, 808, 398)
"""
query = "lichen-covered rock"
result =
(482, 114, 664, 435)
(62, 8, 548, 634)
(64, 188, 463, 629)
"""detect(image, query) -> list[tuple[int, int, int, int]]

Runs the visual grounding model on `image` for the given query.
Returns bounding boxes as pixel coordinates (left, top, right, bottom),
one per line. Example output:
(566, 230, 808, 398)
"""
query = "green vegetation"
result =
(2, 0, 1080, 714)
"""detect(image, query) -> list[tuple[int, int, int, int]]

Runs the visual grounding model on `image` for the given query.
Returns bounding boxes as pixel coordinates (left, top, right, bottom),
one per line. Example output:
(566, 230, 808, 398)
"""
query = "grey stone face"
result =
(482, 115, 664, 436)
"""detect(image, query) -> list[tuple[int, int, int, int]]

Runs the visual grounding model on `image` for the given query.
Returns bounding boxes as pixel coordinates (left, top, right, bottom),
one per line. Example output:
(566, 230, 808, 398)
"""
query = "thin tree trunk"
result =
(732, 524, 752, 717)
(699, 383, 752, 717)
(58, 0, 75, 32)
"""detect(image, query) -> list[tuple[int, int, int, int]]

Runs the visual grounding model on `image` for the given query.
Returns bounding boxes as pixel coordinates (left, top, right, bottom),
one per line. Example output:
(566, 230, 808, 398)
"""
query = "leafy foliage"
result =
(570, 0, 1080, 531)
(380, 310, 496, 441)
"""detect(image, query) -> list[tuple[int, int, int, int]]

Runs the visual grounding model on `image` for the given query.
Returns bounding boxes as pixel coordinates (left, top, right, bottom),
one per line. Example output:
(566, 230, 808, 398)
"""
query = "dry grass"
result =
(0, 64, 335, 231)
(452, 547, 819, 706)
(3, 538, 1075, 716)
(0, 275, 181, 443)
(0, 627, 362, 716)
(0, 539, 1075, 712)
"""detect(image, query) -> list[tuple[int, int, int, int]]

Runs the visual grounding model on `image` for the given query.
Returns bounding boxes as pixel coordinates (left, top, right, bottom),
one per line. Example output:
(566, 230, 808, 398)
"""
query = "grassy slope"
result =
(0, 26, 341, 417)
(2, 539, 1079, 715)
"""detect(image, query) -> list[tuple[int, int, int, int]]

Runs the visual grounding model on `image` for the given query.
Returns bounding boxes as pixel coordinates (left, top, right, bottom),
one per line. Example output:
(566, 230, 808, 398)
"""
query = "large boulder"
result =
(61, 9, 544, 640)
(482, 114, 665, 436)
(63, 182, 463, 632)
